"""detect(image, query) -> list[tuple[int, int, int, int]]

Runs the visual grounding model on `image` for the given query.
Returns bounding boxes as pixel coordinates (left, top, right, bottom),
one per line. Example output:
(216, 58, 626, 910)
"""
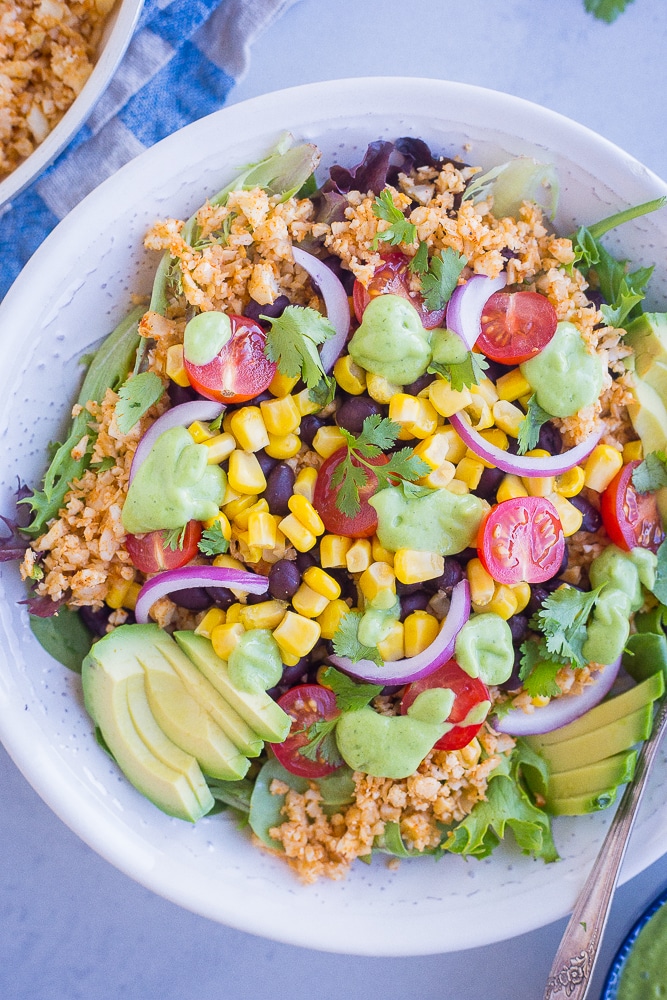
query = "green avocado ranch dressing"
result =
(616, 901, 667, 999)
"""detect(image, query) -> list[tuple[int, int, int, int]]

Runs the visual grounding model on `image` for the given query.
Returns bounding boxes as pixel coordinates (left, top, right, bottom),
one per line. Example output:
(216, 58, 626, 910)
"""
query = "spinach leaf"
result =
(29, 606, 93, 673)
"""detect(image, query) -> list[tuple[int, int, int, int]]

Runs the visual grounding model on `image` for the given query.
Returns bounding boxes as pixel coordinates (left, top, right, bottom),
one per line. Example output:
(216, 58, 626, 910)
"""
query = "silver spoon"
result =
(544, 692, 667, 1000)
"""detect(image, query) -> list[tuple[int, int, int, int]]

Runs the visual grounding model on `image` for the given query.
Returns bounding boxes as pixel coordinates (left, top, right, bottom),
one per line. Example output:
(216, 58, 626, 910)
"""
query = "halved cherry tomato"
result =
(600, 459, 665, 553)
(478, 496, 565, 584)
(352, 251, 446, 330)
(313, 448, 389, 538)
(270, 684, 341, 778)
(477, 290, 558, 365)
(400, 659, 490, 752)
(125, 519, 202, 574)
(184, 314, 276, 404)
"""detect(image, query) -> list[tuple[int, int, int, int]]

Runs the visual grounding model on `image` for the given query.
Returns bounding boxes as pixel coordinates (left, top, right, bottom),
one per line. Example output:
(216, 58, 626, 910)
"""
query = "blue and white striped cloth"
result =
(0, 0, 297, 300)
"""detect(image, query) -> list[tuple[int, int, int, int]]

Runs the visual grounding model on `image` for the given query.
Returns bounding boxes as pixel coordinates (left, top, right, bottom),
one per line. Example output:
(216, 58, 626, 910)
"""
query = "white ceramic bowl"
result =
(0, 0, 144, 208)
(1, 78, 666, 957)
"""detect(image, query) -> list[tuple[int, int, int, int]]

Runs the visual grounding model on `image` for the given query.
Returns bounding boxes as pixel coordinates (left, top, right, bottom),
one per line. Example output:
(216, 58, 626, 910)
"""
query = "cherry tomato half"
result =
(184, 314, 276, 404)
(478, 496, 565, 585)
(477, 291, 558, 365)
(401, 659, 491, 752)
(125, 519, 202, 574)
(352, 252, 446, 330)
(600, 460, 665, 553)
(313, 448, 389, 538)
(270, 684, 340, 778)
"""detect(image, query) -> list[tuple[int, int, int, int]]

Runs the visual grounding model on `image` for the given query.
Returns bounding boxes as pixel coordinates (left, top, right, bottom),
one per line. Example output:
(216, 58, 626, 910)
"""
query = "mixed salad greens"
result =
(5, 130, 667, 880)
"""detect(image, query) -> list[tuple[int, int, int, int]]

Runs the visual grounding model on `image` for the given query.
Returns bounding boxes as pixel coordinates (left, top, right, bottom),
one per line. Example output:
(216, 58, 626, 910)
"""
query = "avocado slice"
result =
(545, 787, 620, 816)
(624, 313, 667, 399)
(526, 703, 654, 772)
(525, 748, 637, 802)
(173, 631, 291, 743)
(82, 629, 212, 822)
(625, 375, 667, 525)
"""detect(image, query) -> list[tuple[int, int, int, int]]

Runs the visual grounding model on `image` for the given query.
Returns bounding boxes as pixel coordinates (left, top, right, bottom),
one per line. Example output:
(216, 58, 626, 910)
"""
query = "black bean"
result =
(476, 465, 504, 503)
(300, 414, 324, 447)
(526, 585, 549, 617)
(295, 550, 318, 573)
(269, 559, 301, 600)
(423, 557, 464, 594)
(537, 422, 563, 456)
(569, 493, 602, 533)
(168, 587, 211, 611)
(255, 448, 278, 477)
(205, 586, 235, 610)
(245, 591, 268, 605)
(336, 396, 385, 436)
(396, 579, 425, 596)
(482, 359, 512, 383)
(453, 546, 478, 567)
(167, 381, 198, 406)
(323, 566, 357, 603)
(78, 604, 113, 637)
(507, 613, 530, 644)
(244, 294, 291, 324)
(497, 649, 523, 691)
(403, 373, 435, 396)
(264, 463, 295, 516)
(399, 591, 430, 620)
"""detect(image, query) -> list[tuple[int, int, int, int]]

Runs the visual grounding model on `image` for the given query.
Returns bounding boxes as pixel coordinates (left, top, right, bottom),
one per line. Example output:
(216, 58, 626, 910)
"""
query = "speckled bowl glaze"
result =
(602, 888, 667, 998)
(1, 79, 666, 956)
(0, 0, 144, 208)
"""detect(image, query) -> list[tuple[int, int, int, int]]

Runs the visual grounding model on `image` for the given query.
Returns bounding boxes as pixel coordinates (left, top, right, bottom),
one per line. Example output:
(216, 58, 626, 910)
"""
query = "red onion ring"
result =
(134, 566, 269, 625)
(492, 655, 622, 736)
(129, 400, 225, 484)
(446, 273, 508, 350)
(449, 410, 603, 477)
(292, 246, 350, 372)
(329, 579, 471, 685)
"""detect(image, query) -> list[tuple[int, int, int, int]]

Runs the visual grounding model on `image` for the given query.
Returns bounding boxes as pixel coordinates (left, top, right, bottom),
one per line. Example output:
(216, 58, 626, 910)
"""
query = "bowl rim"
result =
(2, 77, 667, 956)
(0, 0, 145, 209)
(602, 886, 667, 998)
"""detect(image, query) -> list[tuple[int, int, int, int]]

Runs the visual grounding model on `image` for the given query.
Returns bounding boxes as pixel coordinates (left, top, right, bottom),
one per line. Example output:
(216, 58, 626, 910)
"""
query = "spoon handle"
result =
(544, 694, 667, 1000)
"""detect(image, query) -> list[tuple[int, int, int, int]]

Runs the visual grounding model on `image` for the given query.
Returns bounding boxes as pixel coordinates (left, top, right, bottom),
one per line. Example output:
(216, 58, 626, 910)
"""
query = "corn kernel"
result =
(187, 419, 215, 444)
(492, 399, 525, 438)
(222, 411, 235, 435)
(268, 371, 299, 397)
(497, 474, 528, 502)
(106, 578, 133, 610)
(623, 440, 644, 463)
(293, 467, 318, 503)
(303, 566, 341, 601)
(438, 425, 468, 464)
(371, 536, 394, 566)
(288, 494, 325, 536)
(366, 372, 402, 404)
(407, 398, 439, 439)
(292, 582, 330, 618)
(294, 387, 321, 416)
(413, 433, 452, 470)
(203, 432, 236, 464)
(472, 378, 499, 406)
(260, 394, 301, 436)
(312, 425, 347, 458)
(231, 498, 269, 531)
(221, 482, 243, 506)
(203, 510, 232, 540)
(428, 379, 472, 417)
(333, 354, 366, 395)
(227, 451, 267, 494)
(320, 533, 353, 568)
(464, 395, 494, 430)
(483, 584, 519, 620)
(346, 538, 373, 574)
(496, 368, 532, 402)
(278, 513, 317, 552)
(446, 478, 470, 495)
(583, 444, 624, 492)
(531, 694, 551, 708)
(224, 602, 243, 624)
(467, 557, 495, 606)
(470, 428, 509, 469)
(359, 561, 396, 606)
(223, 493, 258, 519)
(316, 599, 350, 640)
(509, 581, 532, 615)
(394, 549, 444, 585)
(455, 455, 485, 489)
(123, 582, 141, 612)
(212, 553, 245, 572)
(280, 649, 302, 667)
(229, 406, 270, 452)
(549, 492, 584, 537)
(419, 461, 456, 489)
(522, 450, 554, 498)
(404, 611, 439, 657)
(247, 510, 278, 549)
(195, 607, 226, 637)
(211, 622, 245, 660)
(554, 465, 585, 498)
(166, 344, 191, 387)
(389, 393, 423, 429)
(239, 600, 287, 630)
(266, 432, 302, 459)
(235, 532, 263, 564)
(273, 611, 321, 658)
(377, 620, 405, 661)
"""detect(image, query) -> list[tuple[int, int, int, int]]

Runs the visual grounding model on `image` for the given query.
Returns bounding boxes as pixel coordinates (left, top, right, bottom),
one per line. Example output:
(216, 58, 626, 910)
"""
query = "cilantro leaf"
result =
(428, 350, 488, 392)
(520, 658, 562, 700)
(297, 718, 343, 767)
(517, 395, 552, 454)
(320, 665, 382, 711)
(163, 525, 186, 551)
(332, 611, 384, 668)
(584, 0, 635, 23)
(296, 668, 382, 765)
(115, 371, 164, 435)
(371, 189, 417, 250)
(353, 413, 400, 454)
(198, 521, 230, 557)
(308, 374, 337, 409)
(530, 586, 602, 668)
(652, 540, 667, 605)
(419, 248, 467, 312)
(263, 305, 335, 389)
(632, 451, 667, 494)
(330, 457, 367, 518)
(408, 240, 429, 275)
(373, 448, 430, 491)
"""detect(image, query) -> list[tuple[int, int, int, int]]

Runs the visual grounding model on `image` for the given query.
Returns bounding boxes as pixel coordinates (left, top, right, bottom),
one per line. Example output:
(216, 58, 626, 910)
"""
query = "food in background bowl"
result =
(1, 80, 667, 955)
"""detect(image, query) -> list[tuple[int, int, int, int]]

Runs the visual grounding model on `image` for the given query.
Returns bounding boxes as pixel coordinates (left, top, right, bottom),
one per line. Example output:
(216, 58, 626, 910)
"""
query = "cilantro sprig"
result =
(114, 371, 164, 435)
(371, 189, 417, 250)
(410, 244, 467, 312)
(331, 611, 384, 669)
(517, 395, 553, 454)
(298, 666, 382, 765)
(198, 521, 230, 557)
(428, 351, 488, 392)
(632, 451, 667, 494)
(331, 415, 430, 518)
(263, 305, 336, 389)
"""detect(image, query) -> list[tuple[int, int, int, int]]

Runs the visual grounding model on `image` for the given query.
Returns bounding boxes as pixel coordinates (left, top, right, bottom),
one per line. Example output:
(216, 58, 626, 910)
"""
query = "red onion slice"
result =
(449, 411, 603, 478)
(129, 400, 225, 484)
(329, 579, 471, 685)
(446, 273, 508, 351)
(492, 656, 622, 736)
(292, 246, 350, 372)
(134, 566, 269, 624)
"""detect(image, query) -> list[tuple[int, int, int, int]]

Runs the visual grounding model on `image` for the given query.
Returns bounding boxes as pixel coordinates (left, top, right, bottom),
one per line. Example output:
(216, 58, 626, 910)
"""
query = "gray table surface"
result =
(3, 1, 667, 997)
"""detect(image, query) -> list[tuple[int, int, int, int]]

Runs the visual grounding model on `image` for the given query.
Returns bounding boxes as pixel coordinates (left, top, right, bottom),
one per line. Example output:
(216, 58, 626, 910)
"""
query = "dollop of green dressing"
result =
(583, 545, 657, 665)
(335, 688, 455, 779)
(183, 311, 232, 366)
(227, 629, 283, 693)
(454, 613, 514, 685)
(369, 485, 488, 555)
(121, 426, 227, 534)
(617, 901, 667, 1000)
(520, 321, 605, 417)
(347, 294, 432, 384)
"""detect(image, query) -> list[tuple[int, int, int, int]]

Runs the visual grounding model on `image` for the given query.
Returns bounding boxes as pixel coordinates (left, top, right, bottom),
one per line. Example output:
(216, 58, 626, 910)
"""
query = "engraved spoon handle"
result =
(544, 694, 667, 1000)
